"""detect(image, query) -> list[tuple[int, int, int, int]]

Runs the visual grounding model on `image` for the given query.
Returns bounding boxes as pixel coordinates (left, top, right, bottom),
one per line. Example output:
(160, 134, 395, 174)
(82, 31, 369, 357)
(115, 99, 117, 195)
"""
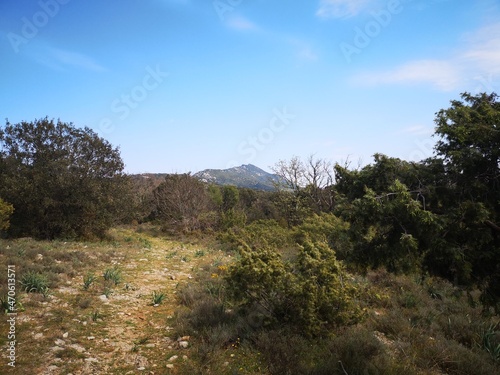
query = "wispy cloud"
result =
(351, 22, 500, 91)
(399, 125, 434, 136)
(316, 0, 378, 19)
(50, 48, 107, 72)
(20, 39, 107, 72)
(287, 38, 319, 62)
(297, 46, 319, 61)
(226, 15, 259, 31)
(461, 23, 500, 75)
(353, 60, 461, 91)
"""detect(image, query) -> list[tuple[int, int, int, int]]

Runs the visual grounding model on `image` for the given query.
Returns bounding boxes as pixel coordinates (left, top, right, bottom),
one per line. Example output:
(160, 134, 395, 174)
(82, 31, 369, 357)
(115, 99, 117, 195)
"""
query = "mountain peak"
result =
(194, 164, 278, 191)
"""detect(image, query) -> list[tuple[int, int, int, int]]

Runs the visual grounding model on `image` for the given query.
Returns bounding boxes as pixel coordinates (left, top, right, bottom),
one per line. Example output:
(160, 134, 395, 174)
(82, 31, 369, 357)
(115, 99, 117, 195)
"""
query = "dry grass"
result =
(0, 229, 499, 374)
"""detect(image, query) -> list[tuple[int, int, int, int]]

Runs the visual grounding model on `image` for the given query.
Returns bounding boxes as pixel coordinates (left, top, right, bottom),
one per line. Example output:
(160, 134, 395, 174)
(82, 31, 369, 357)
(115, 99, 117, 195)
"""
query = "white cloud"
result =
(352, 22, 500, 92)
(50, 48, 107, 72)
(297, 46, 319, 61)
(20, 38, 107, 72)
(461, 23, 500, 74)
(354, 60, 461, 91)
(226, 15, 259, 31)
(400, 125, 434, 136)
(316, 0, 377, 19)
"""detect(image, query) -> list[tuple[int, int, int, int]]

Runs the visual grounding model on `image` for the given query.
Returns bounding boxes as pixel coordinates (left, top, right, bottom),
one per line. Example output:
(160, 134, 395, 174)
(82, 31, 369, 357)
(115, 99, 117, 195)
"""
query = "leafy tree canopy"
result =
(0, 117, 129, 239)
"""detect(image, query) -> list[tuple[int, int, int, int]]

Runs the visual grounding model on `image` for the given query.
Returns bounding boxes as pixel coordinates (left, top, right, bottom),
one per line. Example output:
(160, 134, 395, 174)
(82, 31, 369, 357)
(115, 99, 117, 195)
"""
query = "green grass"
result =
(151, 290, 166, 305)
(20, 271, 49, 294)
(83, 272, 96, 290)
(103, 266, 122, 285)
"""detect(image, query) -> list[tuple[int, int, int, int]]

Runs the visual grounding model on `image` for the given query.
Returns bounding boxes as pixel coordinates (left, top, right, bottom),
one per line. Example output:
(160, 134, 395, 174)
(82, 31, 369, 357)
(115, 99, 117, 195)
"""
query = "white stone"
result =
(62, 332, 69, 338)
(178, 341, 189, 349)
(168, 355, 178, 362)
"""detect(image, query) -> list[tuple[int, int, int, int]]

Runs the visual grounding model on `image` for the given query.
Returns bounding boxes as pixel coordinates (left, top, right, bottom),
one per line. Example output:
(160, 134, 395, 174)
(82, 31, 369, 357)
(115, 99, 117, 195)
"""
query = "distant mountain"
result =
(194, 164, 280, 191)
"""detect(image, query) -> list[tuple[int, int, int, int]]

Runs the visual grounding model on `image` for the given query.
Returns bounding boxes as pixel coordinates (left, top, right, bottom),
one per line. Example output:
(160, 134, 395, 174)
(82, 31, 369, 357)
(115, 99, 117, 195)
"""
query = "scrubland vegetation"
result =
(1, 92, 500, 374)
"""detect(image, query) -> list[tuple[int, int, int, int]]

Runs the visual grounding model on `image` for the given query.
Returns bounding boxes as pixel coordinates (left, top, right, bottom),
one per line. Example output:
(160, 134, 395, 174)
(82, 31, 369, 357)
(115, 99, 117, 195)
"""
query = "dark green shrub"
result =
(226, 237, 363, 338)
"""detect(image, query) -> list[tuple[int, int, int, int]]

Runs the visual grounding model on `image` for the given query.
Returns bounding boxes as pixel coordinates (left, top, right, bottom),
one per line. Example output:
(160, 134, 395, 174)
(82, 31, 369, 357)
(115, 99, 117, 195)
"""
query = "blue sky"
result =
(1, 0, 500, 173)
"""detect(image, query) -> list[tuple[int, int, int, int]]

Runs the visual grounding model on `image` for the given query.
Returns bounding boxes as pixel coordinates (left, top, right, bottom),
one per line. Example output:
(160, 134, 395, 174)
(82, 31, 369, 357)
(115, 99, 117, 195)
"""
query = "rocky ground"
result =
(0, 228, 228, 374)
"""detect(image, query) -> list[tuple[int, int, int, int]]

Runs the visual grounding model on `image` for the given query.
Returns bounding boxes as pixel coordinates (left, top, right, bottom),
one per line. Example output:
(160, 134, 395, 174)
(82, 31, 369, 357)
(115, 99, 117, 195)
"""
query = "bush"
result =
(0, 198, 14, 233)
(226, 237, 363, 338)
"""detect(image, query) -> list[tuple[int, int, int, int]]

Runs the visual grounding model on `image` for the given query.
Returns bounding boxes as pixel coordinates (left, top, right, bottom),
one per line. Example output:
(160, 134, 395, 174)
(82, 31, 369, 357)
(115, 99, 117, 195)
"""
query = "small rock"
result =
(145, 343, 155, 348)
(47, 365, 59, 371)
(34, 333, 44, 340)
(182, 355, 188, 360)
(98, 295, 108, 302)
(87, 336, 95, 340)
(54, 339, 65, 346)
(169, 274, 176, 280)
(137, 367, 146, 371)
(166, 364, 174, 369)
(168, 355, 178, 362)
(82, 321, 87, 326)
(178, 341, 189, 349)
(63, 332, 69, 338)
(69, 344, 86, 353)
(36, 254, 43, 261)
(85, 358, 99, 363)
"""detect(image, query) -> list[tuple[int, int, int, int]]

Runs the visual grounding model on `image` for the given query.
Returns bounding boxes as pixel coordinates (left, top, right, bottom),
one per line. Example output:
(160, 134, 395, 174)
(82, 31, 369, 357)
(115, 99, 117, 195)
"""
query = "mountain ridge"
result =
(193, 164, 279, 191)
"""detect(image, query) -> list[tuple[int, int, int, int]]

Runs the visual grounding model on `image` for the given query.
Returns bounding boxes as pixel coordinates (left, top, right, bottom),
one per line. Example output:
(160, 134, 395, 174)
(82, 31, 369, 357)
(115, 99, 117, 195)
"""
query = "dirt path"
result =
(1, 229, 221, 374)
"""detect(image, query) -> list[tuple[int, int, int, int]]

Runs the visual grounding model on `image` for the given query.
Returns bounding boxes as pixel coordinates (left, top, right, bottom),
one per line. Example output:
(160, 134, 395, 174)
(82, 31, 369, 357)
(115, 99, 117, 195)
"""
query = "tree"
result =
(0, 117, 129, 239)
(432, 92, 500, 308)
(271, 155, 336, 226)
(0, 198, 14, 233)
(434, 92, 500, 225)
(153, 173, 212, 231)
